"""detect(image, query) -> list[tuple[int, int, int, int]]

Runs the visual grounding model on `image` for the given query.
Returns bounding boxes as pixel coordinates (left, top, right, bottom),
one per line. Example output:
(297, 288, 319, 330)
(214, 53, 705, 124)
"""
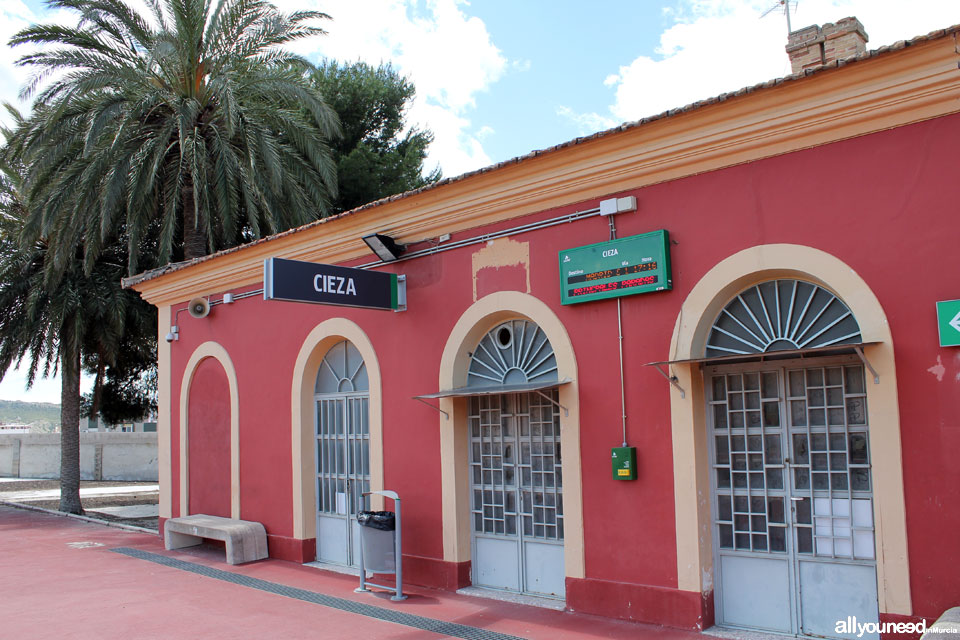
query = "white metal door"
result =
(469, 392, 565, 598)
(707, 359, 879, 638)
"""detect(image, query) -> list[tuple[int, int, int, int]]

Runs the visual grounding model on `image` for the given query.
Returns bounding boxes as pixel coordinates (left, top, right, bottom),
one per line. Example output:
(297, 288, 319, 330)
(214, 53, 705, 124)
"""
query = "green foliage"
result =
(10, 0, 340, 270)
(0, 112, 153, 512)
(311, 61, 440, 213)
(81, 301, 157, 425)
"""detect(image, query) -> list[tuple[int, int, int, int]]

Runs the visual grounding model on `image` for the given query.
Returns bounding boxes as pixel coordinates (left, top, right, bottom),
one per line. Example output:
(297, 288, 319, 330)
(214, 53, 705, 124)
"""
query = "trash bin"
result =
(357, 511, 396, 573)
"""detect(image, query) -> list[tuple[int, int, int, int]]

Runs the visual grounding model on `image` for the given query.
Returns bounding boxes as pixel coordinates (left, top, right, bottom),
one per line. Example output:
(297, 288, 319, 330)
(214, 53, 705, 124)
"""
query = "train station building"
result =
(126, 18, 960, 637)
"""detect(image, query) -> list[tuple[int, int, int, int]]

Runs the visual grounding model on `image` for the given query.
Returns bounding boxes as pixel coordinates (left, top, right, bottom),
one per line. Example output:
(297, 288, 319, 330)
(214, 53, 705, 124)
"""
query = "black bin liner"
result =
(357, 510, 395, 531)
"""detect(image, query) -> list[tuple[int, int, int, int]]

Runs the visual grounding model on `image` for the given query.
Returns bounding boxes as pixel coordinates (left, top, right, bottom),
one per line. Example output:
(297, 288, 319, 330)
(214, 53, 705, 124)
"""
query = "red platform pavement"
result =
(0, 504, 705, 640)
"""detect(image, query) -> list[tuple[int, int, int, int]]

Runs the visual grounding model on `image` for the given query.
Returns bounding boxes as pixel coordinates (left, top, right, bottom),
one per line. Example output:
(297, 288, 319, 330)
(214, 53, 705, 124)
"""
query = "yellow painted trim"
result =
(290, 320, 383, 542)
(668, 244, 911, 615)
(132, 38, 960, 307)
(157, 306, 172, 519)
(178, 342, 241, 519)
(437, 291, 584, 580)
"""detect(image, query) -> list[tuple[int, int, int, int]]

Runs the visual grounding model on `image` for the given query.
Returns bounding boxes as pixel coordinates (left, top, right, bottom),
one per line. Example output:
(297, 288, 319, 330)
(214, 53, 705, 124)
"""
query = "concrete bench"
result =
(164, 514, 268, 565)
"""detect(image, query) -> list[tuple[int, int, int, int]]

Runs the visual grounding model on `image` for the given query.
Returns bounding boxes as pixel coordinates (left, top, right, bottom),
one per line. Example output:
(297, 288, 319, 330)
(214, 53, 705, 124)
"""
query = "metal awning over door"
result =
(415, 378, 572, 398)
(645, 343, 881, 399)
(413, 379, 572, 419)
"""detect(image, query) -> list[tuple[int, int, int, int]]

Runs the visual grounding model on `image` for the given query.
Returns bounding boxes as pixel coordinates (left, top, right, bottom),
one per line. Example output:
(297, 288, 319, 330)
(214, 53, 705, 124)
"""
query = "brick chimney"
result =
(785, 17, 868, 74)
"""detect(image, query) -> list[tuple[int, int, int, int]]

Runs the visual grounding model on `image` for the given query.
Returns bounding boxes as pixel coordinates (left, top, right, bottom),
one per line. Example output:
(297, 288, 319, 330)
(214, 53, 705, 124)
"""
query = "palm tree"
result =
(0, 154, 138, 514)
(10, 0, 339, 273)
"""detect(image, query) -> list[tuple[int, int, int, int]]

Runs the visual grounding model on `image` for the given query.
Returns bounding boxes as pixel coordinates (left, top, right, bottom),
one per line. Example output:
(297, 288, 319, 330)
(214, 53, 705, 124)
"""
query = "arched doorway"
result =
(466, 319, 565, 598)
(704, 279, 879, 637)
(314, 340, 370, 567)
(179, 341, 239, 520)
(187, 357, 232, 517)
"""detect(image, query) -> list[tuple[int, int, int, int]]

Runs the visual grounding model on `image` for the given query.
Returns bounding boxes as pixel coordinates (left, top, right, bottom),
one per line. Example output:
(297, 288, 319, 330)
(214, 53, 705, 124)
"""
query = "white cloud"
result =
(0, 1, 42, 124)
(475, 125, 495, 140)
(278, 0, 508, 177)
(556, 105, 616, 136)
(567, 0, 960, 132)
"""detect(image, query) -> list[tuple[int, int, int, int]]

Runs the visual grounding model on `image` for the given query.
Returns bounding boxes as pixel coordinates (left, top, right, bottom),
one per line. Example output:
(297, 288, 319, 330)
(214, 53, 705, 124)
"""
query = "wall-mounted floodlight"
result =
(362, 233, 406, 262)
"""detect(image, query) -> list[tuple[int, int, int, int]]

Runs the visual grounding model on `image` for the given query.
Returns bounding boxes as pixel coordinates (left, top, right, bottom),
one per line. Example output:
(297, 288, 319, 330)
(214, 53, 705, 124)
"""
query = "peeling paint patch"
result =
(470, 237, 530, 301)
(927, 355, 946, 382)
(702, 567, 713, 591)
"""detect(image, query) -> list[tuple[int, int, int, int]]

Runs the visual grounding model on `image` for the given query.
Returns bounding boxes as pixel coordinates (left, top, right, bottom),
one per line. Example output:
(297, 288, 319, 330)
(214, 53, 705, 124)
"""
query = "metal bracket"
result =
(652, 364, 686, 399)
(853, 345, 880, 384)
(534, 389, 569, 417)
(394, 275, 407, 312)
(413, 396, 449, 419)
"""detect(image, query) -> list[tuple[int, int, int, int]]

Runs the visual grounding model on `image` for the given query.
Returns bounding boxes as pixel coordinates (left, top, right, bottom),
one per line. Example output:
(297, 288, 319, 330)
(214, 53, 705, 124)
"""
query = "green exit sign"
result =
(559, 230, 672, 305)
(937, 299, 960, 347)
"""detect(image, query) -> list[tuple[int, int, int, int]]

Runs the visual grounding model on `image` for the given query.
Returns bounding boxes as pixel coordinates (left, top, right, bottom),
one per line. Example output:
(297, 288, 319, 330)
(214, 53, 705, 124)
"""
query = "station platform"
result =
(0, 504, 704, 640)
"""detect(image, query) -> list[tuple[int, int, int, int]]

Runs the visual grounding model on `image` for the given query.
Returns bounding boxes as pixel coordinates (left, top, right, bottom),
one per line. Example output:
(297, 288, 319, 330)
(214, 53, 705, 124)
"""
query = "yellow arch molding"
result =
(668, 244, 911, 615)
(291, 319, 384, 541)
(438, 291, 585, 580)
(179, 341, 241, 519)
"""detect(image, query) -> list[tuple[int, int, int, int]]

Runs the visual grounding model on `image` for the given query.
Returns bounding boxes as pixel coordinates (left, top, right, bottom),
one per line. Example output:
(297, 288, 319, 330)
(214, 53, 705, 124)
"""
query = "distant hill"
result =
(0, 400, 60, 431)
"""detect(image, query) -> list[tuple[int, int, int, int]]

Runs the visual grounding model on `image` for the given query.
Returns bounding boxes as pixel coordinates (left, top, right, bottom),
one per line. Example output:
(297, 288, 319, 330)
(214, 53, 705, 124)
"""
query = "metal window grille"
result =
(316, 397, 370, 516)
(786, 364, 874, 560)
(709, 370, 788, 553)
(315, 341, 370, 518)
(469, 391, 563, 541)
(708, 362, 874, 561)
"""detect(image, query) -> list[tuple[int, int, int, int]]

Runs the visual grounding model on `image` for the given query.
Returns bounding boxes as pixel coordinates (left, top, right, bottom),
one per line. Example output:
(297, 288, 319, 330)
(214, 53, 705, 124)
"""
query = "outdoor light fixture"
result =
(362, 233, 405, 262)
(165, 326, 179, 343)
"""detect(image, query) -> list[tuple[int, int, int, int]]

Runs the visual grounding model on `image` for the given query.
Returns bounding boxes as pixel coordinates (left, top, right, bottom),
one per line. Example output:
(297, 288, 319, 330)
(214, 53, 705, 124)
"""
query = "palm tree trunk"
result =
(59, 345, 83, 514)
(182, 176, 207, 260)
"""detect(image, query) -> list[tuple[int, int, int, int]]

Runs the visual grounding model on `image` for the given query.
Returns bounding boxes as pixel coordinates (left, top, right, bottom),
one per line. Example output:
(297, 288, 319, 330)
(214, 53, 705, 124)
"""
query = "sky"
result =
(0, 0, 957, 403)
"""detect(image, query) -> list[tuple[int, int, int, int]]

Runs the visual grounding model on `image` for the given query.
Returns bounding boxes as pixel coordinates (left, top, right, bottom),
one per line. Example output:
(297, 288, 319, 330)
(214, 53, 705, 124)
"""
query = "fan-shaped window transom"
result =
(468, 320, 557, 387)
(315, 341, 368, 394)
(706, 280, 861, 357)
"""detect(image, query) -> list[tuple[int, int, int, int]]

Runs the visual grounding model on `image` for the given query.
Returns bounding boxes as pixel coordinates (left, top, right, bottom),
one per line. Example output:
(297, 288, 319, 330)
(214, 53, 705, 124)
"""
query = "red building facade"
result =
(130, 22, 960, 636)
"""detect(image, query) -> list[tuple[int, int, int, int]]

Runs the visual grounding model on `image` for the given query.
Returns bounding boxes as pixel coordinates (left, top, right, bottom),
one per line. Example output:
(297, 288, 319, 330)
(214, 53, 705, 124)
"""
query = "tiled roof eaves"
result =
(122, 24, 960, 290)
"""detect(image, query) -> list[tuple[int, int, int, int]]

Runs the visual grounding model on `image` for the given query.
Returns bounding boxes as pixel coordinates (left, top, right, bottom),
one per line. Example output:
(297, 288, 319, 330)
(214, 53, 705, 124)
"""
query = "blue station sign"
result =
(264, 257, 405, 311)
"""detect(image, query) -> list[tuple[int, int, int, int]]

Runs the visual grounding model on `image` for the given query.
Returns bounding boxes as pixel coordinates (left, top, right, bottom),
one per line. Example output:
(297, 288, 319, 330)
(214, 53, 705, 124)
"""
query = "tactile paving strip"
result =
(111, 547, 525, 640)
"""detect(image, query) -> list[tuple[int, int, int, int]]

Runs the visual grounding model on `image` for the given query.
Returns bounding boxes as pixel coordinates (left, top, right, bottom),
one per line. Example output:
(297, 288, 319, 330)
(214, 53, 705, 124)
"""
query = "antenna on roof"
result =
(761, 0, 796, 34)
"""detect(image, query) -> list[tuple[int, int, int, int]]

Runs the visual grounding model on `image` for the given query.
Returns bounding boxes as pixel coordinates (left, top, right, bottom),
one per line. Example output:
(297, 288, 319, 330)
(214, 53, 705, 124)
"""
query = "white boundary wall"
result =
(0, 432, 158, 481)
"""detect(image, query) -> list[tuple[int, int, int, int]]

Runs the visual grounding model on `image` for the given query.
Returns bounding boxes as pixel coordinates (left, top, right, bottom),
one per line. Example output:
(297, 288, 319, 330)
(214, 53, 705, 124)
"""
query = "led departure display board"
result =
(559, 230, 672, 305)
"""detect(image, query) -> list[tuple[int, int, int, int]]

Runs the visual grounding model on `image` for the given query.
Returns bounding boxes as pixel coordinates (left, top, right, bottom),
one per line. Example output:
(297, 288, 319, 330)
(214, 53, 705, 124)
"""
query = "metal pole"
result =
(618, 297, 627, 447)
(391, 497, 406, 601)
(609, 213, 628, 447)
(355, 494, 369, 593)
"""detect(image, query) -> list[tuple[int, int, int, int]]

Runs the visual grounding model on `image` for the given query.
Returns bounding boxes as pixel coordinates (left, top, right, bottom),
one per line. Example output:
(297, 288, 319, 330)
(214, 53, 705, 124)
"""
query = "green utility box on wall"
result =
(611, 446, 637, 480)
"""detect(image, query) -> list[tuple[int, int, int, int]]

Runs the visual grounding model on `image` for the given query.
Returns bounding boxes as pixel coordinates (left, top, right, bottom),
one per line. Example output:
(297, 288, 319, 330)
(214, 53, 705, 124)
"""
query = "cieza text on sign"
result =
(263, 257, 405, 311)
(313, 273, 357, 296)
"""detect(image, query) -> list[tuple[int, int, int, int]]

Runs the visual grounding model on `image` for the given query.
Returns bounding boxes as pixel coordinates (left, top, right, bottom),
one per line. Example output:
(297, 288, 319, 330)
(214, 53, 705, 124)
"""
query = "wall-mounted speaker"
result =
(188, 297, 211, 319)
